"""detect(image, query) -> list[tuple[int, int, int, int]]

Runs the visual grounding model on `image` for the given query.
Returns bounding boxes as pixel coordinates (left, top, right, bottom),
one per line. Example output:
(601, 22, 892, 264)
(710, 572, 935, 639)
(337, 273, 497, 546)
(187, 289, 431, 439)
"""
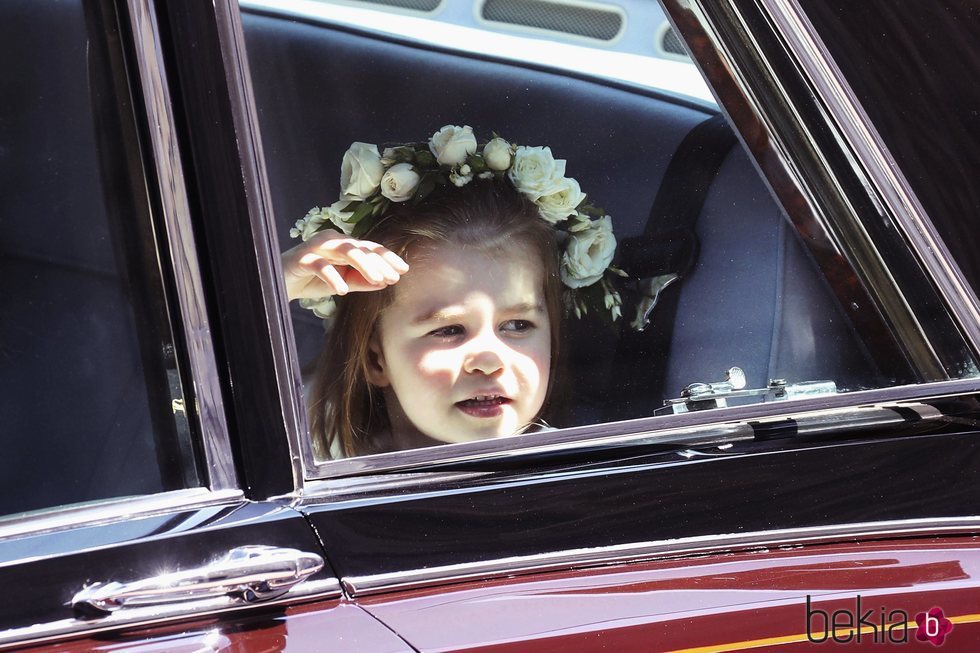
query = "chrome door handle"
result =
(72, 545, 324, 615)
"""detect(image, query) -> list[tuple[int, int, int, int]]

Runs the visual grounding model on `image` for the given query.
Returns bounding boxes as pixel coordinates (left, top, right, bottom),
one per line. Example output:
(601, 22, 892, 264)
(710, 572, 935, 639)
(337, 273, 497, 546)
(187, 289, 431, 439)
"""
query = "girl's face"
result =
(367, 240, 551, 447)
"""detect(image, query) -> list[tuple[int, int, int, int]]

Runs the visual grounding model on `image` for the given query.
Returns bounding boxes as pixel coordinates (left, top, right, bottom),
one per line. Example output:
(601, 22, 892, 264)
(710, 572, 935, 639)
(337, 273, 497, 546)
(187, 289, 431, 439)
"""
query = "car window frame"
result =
(0, 0, 239, 534)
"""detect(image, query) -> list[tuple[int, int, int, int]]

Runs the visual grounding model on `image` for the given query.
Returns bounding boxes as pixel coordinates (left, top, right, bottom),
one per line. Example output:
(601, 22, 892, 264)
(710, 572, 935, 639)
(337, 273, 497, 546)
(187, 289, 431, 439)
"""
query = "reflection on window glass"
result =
(240, 0, 977, 460)
(0, 0, 200, 516)
(796, 0, 980, 299)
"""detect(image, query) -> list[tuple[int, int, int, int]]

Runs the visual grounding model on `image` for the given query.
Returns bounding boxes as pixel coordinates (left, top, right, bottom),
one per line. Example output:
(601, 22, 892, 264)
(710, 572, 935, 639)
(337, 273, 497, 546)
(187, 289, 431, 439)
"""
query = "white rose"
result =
(508, 145, 566, 200)
(560, 215, 616, 288)
(428, 125, 477, 166)
(380, 163, 421, 202)
(535, 177, 586, 224)
(339, 142, 384, 201)
(483, 137, 512, 171)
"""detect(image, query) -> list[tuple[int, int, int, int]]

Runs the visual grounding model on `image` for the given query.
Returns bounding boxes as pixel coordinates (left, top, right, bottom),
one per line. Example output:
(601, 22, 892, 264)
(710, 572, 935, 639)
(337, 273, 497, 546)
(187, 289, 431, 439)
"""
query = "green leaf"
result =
(340, 200, 361, 214)
(348, 200, 375, 224)
(370, 197, 390, 217)
(352, 214, 378, 239)
(578, 204, 606, 217)
(411, 173, 438, 205)
(414, 150, 436, 168)
(468, 155, 488, 173)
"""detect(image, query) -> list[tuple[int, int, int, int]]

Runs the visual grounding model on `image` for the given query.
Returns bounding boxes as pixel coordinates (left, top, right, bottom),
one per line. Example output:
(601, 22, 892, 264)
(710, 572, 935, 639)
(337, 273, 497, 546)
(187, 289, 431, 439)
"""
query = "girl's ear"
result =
(365, 335, 391, 387)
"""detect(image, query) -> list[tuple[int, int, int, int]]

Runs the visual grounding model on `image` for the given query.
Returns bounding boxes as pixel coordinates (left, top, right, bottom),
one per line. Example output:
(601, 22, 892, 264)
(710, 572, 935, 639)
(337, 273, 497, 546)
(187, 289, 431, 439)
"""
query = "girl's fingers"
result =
(343, 247, 385, 285)
(297, 253, 350, 296)
(364, 243, 410, 273)
(283, 236, 408, 300)
(343, 246, 402, 285)
(315, 261, 349, 295)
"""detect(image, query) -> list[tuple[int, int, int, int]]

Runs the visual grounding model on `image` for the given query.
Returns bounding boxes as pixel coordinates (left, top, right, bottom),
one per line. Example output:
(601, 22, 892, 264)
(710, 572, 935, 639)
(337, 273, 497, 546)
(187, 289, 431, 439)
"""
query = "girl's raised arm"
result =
(281, 230, 409, 301)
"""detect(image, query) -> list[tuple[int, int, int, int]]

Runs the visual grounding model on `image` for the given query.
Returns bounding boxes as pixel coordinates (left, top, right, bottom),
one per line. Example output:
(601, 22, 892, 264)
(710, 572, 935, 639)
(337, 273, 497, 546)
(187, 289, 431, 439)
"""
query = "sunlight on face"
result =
(368, 241, 551, 448)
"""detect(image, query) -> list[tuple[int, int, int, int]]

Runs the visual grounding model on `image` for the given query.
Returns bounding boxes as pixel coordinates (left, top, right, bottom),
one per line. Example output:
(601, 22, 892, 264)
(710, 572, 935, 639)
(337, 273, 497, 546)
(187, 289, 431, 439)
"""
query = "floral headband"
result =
(291, 125, 625, 321)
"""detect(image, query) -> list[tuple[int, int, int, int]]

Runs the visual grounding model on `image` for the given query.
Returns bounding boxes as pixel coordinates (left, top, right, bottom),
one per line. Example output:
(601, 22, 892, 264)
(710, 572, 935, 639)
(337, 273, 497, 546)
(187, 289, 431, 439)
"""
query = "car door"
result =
(0, 1, 408, 650)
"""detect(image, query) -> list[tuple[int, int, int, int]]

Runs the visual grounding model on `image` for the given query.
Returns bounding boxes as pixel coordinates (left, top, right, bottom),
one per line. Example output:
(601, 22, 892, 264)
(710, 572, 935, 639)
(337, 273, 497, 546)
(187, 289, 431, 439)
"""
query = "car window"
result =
(237, 0, 980, 467)
(0, 1, 202, 517)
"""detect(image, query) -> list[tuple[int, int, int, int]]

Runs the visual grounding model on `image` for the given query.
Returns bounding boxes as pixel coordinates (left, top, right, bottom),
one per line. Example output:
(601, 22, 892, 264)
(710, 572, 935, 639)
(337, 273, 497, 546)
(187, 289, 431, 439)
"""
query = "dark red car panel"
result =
(23, 601, 413, 653)
(357, 537, 980, 652)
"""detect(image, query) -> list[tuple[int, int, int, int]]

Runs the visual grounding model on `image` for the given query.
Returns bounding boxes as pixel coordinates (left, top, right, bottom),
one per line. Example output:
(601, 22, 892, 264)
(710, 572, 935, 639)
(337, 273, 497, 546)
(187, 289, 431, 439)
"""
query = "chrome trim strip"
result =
(760, 0, 980, 355)
(343, 517, 980, 596)
(126, 0, 237, 491)
(212, 0, 309, 491)
(0, 578, 341, 649)
(300, 377, 980, 481)
(0, 489, 243, 542)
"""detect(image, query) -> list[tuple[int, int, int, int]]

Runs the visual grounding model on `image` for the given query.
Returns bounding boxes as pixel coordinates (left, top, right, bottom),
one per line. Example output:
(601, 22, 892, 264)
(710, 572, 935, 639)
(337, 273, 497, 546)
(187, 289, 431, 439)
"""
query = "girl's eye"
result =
(501, 319, 534, 333)
(429, 325, 464, 338)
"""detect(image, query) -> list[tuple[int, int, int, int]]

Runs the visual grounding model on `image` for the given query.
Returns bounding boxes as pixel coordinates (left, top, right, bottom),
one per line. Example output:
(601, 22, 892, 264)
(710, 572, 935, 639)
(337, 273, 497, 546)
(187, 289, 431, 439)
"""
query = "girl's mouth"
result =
(455, 395, 511, 418)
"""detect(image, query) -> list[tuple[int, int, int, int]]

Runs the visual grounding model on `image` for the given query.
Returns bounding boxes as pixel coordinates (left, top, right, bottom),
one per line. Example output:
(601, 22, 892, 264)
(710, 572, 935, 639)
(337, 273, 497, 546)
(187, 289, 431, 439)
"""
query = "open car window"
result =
(237, 0, 980, 471)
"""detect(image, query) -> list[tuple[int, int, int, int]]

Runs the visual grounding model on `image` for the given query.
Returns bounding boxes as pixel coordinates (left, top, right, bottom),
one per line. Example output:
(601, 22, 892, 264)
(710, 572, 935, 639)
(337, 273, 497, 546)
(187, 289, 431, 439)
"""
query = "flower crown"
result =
(291, 125, 625, 320)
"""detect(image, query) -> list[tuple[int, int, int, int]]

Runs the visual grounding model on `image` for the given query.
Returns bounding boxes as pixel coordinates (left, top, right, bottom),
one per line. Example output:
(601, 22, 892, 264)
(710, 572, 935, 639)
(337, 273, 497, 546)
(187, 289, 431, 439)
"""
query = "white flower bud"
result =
(483, 137, 512, 171)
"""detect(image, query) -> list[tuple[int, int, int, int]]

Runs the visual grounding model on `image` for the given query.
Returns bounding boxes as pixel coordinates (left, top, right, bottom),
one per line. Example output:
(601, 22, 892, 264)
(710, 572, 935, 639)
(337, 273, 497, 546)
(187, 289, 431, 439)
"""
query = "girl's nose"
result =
(462, 335, 506, 376)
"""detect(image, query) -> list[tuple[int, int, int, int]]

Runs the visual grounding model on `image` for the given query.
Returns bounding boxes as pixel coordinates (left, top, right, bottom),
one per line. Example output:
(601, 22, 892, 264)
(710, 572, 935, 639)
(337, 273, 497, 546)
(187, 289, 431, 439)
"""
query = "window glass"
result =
(797, 0, 980, 296)
(0, 1, 201, 517)
(238, 0, 980, 462)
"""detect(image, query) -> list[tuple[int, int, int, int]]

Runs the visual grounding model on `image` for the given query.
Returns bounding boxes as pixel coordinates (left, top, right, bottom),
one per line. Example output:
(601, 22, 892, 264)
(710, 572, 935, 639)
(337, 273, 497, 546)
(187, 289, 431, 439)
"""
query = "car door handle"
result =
(71, 545, 324, 616)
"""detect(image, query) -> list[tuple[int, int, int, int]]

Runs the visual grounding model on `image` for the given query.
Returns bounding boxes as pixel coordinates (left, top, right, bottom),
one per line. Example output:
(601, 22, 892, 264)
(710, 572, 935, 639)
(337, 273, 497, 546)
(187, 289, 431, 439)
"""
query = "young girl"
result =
(281, 125, 624, 458)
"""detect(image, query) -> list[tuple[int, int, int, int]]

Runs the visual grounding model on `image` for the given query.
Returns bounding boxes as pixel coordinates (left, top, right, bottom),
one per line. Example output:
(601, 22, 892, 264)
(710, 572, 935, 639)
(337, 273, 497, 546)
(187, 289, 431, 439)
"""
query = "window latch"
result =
(662, 367, 838, 414)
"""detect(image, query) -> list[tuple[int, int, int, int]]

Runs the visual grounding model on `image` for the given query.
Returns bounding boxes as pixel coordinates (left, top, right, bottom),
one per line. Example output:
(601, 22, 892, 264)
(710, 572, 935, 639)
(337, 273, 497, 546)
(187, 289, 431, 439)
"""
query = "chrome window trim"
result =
(759, 0, 980, 357)
(0, 577, 341, 649)
(341, 516, 980, 596)
(294, 378, 980, 482)
(0, 489, 244, 543)
(126, 0, 237, 491)
(212, 0, 310, 492)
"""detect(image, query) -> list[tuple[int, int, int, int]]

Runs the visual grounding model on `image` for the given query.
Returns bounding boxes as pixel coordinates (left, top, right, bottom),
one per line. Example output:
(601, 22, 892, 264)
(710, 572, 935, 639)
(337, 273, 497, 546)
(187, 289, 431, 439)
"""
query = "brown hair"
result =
(308, 180, 564, 458)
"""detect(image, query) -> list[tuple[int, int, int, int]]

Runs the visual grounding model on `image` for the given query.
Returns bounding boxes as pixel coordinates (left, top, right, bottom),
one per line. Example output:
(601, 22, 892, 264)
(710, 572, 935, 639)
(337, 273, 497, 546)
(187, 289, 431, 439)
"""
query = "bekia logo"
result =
(806, 595, 953, 646)
(915, 607, 954, 646)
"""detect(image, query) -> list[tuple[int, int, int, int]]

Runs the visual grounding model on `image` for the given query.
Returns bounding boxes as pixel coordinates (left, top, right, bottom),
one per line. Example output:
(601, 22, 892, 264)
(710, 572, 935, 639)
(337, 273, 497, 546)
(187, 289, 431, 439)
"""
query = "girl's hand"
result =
(282, 230, 409, 300)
